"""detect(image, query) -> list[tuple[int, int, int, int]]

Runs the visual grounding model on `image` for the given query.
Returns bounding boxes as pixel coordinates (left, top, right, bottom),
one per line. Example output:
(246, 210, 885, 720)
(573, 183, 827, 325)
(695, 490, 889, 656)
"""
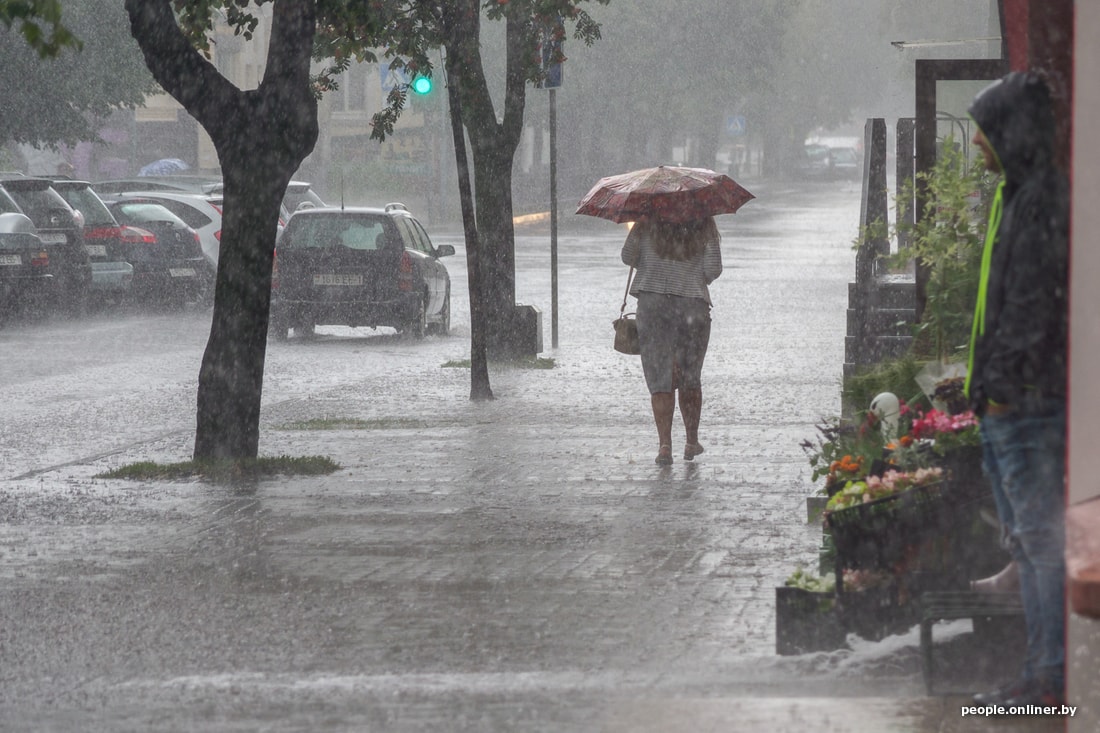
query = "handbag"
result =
(613, 260, 640, 355)
(613, 313, 639, 355)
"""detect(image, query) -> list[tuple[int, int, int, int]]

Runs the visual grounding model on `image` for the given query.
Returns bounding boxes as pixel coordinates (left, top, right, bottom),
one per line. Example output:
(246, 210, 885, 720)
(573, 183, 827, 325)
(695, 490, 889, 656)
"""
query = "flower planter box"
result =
(775, 587, 846, 655)
(826, 480, 990, 575)
(776, 585, 916, 655)
(838, 583, 920, 641)
(826, 482, 946, 571)
(807, 495, 829, 524)
(934, 446, 987, 501)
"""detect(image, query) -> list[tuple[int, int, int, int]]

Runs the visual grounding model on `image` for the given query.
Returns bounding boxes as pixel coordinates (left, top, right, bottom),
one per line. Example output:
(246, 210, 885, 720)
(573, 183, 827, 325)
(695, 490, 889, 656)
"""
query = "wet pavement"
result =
(0, 183, 1071, 731)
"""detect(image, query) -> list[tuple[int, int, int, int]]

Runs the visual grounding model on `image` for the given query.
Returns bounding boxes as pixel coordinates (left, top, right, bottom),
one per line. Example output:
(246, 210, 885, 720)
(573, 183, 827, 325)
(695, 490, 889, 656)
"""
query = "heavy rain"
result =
(1, 1, 1097, 732)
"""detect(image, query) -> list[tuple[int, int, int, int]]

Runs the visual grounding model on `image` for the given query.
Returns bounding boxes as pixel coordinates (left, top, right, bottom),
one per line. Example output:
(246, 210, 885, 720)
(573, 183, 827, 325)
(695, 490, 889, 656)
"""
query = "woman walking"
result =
(621, 216, 722, 465)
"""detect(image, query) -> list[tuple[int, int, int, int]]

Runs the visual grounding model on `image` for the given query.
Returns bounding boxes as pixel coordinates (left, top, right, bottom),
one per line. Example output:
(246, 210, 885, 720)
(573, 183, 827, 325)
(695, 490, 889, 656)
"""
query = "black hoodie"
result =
(965, 72, 1069, 415)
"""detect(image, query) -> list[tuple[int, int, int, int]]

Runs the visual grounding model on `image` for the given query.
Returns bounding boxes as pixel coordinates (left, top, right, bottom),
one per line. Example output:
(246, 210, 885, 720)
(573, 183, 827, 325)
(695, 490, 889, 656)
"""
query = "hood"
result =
(967, 71, 1055, 184)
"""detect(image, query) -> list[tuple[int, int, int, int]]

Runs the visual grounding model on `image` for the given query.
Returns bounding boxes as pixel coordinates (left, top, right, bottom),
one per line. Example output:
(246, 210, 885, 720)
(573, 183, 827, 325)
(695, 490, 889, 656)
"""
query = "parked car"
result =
(282, 181, 326, 213)
(797, 144, 835, 180)
(94, 187, 223, 265)
(49, 179, 132, 303)
(0, 212, 54, 319)
(93, 175, 223, 196)
(0, 177, 91, 312)
(269, 203, 454, 340)
(828, 147, 862, 180)
(208, 179, 325, 216)
(102, 198, 215, 307)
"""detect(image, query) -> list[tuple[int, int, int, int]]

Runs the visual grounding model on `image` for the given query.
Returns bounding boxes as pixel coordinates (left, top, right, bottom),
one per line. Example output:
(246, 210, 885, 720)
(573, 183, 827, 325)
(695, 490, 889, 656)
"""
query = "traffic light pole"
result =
(549, 87, 559, 349)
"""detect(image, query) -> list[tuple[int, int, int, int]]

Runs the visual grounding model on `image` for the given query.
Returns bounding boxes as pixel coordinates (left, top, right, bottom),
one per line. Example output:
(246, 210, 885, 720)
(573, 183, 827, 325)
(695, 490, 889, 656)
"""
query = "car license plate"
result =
(314, 273, 363, 286)
(169, 268, 196, 278)
(86, 244, 107, 257)
(39, 233, 66, 244)
(0, 254, 20, 266)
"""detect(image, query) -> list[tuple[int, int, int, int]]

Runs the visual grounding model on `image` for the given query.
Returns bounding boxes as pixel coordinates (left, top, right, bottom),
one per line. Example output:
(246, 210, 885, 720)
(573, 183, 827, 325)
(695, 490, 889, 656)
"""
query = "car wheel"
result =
(269, 313, 290, 341)
(431, 288, 450, 336)
(197, 272, 215, 306)
(62, 276, 90, 318)
(405, 295, 427, 340)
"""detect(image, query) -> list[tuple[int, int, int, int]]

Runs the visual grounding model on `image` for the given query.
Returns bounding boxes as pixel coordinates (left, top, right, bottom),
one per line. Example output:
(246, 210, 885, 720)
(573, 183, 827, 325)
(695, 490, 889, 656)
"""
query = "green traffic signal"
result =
(410, 75, 433, 95)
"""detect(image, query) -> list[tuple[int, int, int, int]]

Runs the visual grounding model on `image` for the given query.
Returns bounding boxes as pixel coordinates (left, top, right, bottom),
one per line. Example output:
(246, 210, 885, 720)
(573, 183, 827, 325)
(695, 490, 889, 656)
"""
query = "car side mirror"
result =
(435, 244, 455, 258)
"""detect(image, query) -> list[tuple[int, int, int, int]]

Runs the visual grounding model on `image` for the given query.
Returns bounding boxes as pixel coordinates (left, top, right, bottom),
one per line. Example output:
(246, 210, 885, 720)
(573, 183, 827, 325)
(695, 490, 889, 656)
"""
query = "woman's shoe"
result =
(970, 561, 1020, 593)
(656, 445, 673, 465)
(684, 443, 705, 461)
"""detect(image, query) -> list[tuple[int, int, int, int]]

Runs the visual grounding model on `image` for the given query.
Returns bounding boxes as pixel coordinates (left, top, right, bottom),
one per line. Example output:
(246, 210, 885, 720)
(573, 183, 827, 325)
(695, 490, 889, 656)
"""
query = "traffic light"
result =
(410, 75, 433, 95)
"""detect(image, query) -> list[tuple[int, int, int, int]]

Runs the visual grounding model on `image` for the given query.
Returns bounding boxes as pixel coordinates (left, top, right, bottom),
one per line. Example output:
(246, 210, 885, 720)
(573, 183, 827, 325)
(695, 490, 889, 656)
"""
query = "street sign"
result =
(380, 62, 410, 93)
(536, 19, 564, 89)
(725, 114, 747, 137)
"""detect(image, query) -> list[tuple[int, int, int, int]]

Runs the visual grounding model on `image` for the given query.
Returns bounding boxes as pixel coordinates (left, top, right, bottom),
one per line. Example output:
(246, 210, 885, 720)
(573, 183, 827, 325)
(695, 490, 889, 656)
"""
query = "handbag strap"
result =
(621, 246, 639, 316)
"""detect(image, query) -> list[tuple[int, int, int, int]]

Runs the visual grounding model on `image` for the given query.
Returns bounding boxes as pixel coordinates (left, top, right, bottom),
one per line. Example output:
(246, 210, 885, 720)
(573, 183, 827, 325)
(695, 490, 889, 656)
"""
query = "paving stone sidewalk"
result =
(0, 186, 1068, 731)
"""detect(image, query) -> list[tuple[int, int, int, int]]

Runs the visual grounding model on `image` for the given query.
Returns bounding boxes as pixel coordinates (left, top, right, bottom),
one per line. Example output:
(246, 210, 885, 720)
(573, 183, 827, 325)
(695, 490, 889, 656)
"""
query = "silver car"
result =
(92, 187, 224, 265)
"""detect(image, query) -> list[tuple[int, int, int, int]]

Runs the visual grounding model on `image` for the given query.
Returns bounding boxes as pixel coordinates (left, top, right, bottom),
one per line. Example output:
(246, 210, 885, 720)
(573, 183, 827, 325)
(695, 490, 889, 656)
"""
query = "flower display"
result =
(802, 410, 901, 488)
(825, 466, 944, 512)
(910, 408, 977, 439)
(909, 407, 980, 455)
(784, 567, 893, 594)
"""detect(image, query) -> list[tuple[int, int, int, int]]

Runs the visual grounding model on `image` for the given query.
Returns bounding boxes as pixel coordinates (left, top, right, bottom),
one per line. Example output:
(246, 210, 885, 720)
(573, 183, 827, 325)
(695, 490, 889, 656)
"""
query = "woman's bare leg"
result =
(651, 392, 675, 464)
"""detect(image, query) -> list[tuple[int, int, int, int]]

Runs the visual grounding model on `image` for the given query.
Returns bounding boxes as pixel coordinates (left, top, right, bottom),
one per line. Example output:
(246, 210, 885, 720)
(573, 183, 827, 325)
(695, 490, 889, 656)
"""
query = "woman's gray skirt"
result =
(635, 292, 712, 394)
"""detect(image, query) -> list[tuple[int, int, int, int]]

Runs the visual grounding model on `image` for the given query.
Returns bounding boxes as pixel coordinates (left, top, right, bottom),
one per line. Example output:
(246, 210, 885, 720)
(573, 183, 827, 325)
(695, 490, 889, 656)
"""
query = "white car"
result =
(93, 189, 224, 264)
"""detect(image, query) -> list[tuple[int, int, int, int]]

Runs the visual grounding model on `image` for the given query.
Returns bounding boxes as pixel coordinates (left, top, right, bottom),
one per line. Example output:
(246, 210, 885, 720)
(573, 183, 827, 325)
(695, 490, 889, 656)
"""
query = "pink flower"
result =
(910, 408, 978, 439)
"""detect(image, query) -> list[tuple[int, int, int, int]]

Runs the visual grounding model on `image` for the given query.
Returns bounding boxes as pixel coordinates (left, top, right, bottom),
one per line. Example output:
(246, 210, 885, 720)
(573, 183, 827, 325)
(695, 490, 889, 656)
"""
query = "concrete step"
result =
(874, 279, 917, 309)
(845, 308, 917, 337)
(869, 308, 917, 335)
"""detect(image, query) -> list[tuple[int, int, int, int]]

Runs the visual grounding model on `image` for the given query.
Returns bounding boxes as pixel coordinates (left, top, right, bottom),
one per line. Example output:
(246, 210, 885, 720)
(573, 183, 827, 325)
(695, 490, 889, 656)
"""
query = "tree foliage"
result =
(11, 0, 607, 457)
(314, 0, 607, 376)
(0, 0, 156, 148)
(126, 0, 607, 456)
(0, 0, 79, 56)
(554, 0, 991, 179)
(887, 139, 996, 362)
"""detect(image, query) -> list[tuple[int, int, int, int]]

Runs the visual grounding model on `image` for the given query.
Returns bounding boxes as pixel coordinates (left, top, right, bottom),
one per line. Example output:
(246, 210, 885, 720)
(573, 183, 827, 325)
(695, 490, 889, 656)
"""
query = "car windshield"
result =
(56, 186, 115, 227)
(139, 197, 215, 229)
(281, 214, 389, 251)
(831, 148, 858, 164)
(284, 187, 326, 213)
(110, 202, 187, 228)
(0, 188, 21, 215)
(2, 185, 72, 229)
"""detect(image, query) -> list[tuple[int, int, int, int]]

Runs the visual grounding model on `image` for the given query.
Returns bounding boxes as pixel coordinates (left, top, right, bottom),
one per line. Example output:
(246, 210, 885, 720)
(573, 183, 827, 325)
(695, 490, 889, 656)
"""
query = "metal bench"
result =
(919, 590, 1025, 695)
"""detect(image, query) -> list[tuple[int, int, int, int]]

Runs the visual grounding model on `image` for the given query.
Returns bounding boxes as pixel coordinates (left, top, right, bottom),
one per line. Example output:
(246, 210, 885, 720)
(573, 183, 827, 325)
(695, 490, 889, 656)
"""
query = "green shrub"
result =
(891, 138, 998, 362)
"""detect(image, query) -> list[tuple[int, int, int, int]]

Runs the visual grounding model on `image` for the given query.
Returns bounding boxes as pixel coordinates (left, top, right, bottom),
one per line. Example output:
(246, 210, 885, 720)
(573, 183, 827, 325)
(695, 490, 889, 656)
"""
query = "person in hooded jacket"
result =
(965, 71, 1069, 708)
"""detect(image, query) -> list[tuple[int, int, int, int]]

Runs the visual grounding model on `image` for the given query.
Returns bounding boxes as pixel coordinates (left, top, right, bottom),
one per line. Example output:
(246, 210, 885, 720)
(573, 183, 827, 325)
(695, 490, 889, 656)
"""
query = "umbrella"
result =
(575, 165, 754, 224)
(139, 158, 190, 176)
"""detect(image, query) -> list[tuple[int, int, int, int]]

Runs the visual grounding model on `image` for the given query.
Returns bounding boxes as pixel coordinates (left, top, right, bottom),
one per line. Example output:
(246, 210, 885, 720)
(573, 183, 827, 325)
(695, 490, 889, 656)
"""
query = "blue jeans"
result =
(980, 400, 1066, 690)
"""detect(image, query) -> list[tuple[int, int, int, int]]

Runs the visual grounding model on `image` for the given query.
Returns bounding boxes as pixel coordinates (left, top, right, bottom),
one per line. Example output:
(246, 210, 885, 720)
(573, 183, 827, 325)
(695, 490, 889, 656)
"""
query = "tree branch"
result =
(124, 0, 241, 133)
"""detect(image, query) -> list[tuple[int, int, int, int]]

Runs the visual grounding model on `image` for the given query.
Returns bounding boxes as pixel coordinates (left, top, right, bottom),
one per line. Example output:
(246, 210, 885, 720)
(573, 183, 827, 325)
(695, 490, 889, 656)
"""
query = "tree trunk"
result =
(193, 163, 290, 459)
(443, 3, 526, 356)
(126, 0, 318, 461)
(470, 142, 517, 338)
(445, 46, 492, 400)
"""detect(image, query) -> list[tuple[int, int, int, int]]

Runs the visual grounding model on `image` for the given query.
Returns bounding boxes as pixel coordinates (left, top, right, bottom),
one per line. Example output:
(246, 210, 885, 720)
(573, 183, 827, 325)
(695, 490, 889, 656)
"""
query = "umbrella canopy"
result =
(575, 165, 754, 224)
(138, 158, 190, 176)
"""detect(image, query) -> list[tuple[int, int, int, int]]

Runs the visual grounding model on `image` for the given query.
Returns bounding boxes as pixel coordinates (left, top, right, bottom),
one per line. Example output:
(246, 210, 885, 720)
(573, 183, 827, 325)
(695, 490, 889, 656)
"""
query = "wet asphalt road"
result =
(0, 181, 1066, 732)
